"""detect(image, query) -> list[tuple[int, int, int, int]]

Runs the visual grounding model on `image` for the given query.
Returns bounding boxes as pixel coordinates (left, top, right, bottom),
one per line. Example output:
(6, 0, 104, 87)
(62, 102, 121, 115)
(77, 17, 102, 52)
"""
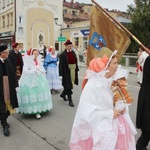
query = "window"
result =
(2, 16, 5, 27)
(72, 10, 77, 15)
(74, 37, 79, 46)
(7, 14, 9, 27)
(63, 9, 67, 14)
(10, 13, 13, 25)
(0, 17, 1, 28)
(55, 42, 59, 51)
(83, 36, 88, 51)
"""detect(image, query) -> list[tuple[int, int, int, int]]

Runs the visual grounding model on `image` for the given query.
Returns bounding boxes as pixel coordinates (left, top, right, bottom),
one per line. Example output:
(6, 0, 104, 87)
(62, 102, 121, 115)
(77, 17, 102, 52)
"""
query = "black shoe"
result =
(3, 126, 10, 136)
(69, 102, 74, 107)
(60, 94, 68, 101)
(136, 144, 148, 150)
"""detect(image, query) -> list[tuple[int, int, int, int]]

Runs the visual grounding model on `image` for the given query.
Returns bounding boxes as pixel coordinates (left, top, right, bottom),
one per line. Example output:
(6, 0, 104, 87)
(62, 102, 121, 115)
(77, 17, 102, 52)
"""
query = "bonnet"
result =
(82, 47, 117, 89)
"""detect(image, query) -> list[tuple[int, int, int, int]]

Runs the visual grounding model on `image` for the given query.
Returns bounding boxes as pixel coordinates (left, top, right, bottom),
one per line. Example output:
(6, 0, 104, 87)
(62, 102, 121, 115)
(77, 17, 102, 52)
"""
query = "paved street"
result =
(0, 65, 150, 150)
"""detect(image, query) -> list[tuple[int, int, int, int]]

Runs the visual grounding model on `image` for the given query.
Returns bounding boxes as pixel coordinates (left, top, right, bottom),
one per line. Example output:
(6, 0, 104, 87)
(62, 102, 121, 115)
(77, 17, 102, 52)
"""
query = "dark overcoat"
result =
(8, 50, 23, 73)
(136, 56, 150, 132)
(59, 50, 79, 90)
(0, 59, 18, 111)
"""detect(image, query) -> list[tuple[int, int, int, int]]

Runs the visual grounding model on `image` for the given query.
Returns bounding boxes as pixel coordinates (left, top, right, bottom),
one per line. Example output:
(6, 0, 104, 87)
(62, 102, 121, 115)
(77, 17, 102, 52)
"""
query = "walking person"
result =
(136, 46, 150, 150)
(136, 47, 148, 84)
(8, 42, 23, 80)
(59, 40, 79, 107)
(83, 47, 87, 66)
(17, 48, 52, 119)
(70, 47, 136, 149)
(74, 45, 80, 67)
(43, 46, 62, 94)
(0, 44, 19, 136)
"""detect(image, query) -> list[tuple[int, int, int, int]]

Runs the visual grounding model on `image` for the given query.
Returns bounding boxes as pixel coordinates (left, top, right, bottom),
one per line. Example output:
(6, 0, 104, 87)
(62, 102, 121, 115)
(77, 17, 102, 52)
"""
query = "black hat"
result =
(0, 44, 7, 52)
(64, 40, 72, 45)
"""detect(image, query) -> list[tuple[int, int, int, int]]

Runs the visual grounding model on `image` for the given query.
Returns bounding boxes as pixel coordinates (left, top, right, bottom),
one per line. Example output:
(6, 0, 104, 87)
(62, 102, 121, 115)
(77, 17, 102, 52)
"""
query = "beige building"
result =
(0, 0, 63, 51)
(62, 21, 89, 52)
(0, 0, 14, 49)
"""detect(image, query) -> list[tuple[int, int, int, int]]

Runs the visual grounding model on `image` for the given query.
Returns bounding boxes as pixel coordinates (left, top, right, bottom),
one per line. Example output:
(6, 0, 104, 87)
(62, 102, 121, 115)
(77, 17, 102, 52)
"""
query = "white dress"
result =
(70, 69, 136, 150)
(17, 55, 52, 114)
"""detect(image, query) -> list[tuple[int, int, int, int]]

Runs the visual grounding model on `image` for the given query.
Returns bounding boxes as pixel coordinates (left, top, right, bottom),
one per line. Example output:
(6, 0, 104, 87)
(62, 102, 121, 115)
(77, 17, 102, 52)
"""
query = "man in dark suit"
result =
(8, 42, 23, 80)
(136, 46, 150, 150)
(0, 44, 18, 136)
(59, 40, 79, 107)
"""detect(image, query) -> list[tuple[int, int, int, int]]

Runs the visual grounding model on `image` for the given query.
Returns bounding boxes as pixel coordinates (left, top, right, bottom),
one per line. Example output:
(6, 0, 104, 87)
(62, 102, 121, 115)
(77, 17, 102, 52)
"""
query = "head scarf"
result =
(82, 47, 117, 89)
(27, 48, 39, 56)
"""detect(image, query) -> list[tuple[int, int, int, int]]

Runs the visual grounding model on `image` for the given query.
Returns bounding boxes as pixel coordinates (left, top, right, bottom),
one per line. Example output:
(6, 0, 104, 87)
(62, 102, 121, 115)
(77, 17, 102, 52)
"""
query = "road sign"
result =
(58, 37, 66, 42)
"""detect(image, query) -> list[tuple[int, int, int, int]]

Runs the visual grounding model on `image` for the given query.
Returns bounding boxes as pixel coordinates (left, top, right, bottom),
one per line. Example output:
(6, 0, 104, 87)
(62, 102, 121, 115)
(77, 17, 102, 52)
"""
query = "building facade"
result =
(0, 0, 14, 50)
(0, 0, 62, 51)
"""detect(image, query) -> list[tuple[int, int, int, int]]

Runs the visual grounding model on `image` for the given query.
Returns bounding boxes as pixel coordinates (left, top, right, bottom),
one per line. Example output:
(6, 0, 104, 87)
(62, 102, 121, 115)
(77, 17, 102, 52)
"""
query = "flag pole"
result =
(91, 0, 150, 54)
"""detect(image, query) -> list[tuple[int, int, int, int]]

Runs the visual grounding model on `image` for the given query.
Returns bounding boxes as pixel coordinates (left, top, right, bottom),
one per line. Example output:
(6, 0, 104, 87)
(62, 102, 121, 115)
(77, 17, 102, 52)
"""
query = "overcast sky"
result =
(72, 0, 135, 12)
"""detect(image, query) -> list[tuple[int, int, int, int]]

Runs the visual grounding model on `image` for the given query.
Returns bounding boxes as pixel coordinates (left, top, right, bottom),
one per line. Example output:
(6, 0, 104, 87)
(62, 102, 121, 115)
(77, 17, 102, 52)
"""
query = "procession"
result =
(0, 0, 150, 150)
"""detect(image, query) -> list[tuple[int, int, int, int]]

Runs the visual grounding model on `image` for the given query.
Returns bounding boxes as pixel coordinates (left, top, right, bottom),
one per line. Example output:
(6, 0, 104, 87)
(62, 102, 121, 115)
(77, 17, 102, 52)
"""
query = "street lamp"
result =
(54, 18, 63, 52)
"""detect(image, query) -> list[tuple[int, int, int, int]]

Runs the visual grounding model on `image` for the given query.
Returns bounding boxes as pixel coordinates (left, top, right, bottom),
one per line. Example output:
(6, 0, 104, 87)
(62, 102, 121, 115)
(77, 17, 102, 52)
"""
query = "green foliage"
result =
(126, 0, 150, 53)
(120, 57, 125, 66)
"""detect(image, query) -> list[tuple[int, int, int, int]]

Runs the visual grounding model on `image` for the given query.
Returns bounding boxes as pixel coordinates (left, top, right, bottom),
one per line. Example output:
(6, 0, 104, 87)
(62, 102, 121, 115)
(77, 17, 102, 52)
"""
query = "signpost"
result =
(58, 37, 66, 42)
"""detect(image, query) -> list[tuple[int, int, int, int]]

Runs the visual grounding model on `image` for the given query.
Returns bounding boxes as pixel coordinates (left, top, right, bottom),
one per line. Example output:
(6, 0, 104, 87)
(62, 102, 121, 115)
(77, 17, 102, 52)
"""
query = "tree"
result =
(126, 0, 150, 53)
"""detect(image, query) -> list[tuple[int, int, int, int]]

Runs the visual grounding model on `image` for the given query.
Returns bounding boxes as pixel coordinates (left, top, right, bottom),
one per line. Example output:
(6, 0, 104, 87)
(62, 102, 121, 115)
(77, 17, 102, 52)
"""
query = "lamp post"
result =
(54, 18, 63, 52)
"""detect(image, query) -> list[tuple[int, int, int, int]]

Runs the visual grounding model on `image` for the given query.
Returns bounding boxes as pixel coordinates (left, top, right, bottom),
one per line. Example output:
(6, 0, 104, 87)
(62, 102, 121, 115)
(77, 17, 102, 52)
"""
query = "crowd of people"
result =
(0, 41, 150, 149)
(0, 40, 79, 136)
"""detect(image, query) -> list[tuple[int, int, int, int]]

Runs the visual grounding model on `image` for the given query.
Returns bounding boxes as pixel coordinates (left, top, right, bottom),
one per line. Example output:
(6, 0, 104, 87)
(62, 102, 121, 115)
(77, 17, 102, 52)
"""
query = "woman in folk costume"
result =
(70, 47, 136, 150)
(111, 64, 134, 105)
(111, 64, 137, 149)
(17, 48, 52, 119)
(43, 46, 62, 94)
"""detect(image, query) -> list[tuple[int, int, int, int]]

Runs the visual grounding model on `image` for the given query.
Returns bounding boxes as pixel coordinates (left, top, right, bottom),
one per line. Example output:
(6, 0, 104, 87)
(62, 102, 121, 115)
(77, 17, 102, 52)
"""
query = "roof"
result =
(115, 16, 131, 23)
(63, 1, 82, 10)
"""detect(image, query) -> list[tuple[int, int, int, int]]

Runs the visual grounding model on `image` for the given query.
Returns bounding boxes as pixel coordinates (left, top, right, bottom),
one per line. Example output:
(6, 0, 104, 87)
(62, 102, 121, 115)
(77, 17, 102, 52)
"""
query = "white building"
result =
(0, 0, 63, 51)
